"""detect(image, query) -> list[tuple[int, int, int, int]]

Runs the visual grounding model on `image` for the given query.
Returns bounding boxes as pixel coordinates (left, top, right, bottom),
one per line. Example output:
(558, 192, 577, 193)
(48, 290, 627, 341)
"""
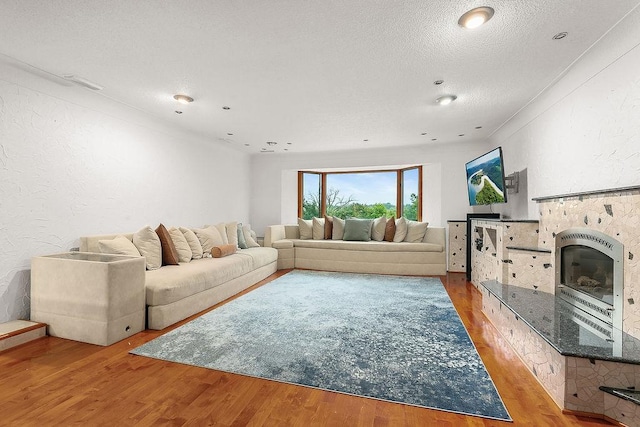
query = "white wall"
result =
(249, 140, 494, 235)
(0, 77, 251, 323)
(492, 6, 640, 220)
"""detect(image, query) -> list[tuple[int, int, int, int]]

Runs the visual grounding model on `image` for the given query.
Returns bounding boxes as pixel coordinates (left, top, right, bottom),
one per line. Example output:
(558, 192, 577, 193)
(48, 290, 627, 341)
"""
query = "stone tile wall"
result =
(447, 221, 466, 273)
(506, 249, 554, 293)
(537, 190, 640, 339)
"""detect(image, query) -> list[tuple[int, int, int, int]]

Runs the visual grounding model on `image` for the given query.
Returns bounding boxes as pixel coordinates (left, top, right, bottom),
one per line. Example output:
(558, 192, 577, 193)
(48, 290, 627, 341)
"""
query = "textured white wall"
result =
(0, 81, 251, 323)
(492, 6, 640, 219)
(249, 140, 494, 236)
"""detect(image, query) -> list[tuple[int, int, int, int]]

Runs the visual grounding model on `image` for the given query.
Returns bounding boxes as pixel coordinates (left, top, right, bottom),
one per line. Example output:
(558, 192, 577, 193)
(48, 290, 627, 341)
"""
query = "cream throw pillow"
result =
(312, 217, 325, 240)
(298, 218, 313, 240)
(242, 224, 260, 248)
(371, 216, 387, 241)
(179, 227, 203, 259)
(133, 226, 162, 270)
(168, 226, 192, 263)
(98, 235, 141, 257)
(331, 216, 345, 240)
(225, 222, 239, 247)
(214, 223, 229, 245)
(404, 220, 429, 243)
(393, 217, 408, 242)
(193, 226, 225, 253)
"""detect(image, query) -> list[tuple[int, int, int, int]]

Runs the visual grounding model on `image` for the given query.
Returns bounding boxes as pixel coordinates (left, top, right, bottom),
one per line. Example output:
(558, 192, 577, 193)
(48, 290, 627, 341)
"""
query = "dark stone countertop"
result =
(599, 386, 640, 405)
(481, 280, 640, 365)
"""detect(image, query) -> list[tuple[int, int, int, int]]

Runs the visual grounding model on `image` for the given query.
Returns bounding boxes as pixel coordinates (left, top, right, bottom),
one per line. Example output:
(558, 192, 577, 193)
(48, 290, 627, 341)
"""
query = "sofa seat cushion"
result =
(288, 239, 443, 253)
(145, 255, 253, 306)
(236, 247, 278, 269)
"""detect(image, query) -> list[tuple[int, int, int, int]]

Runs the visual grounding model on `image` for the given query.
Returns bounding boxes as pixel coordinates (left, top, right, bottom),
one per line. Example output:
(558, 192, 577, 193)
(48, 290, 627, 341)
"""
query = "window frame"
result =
(298, 166, 422, 221)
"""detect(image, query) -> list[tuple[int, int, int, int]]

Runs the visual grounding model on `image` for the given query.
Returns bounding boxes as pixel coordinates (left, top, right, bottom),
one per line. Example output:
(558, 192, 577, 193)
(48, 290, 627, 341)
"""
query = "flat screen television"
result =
(465, 147, 507, 206)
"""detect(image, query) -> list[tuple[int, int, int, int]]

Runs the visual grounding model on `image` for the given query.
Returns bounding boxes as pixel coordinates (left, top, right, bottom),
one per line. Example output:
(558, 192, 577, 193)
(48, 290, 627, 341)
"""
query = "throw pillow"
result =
(323, 215, 333, 239)
(179, 227, 203, 259)
(343, 218, 373, 241)
(242, 224, 260, 248)
(168, 226, 192, 263)
(225, 222, 239, 247)
(155, 224, 180, 266)
(298, 218, 313, 240)
(193, 226, 225, 253)
(393, 217, 408, 242)
(331, 216, 345, 240)
(211, 244, 237, 258)
(133, 225, 162, 270)
(312, 217, 325, 240)
(404, 220, 429, 243)
(371, 216, 387, 241)
(384, 216, 396, 242)
(98, 235, 141, 257)
(237, 223, 248, 249)
(214, 223, 229, 245)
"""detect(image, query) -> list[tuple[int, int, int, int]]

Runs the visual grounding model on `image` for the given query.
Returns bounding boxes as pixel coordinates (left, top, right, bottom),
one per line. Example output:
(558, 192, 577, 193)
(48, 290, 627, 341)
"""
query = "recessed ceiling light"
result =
(266, 141, 277, 146)
(433, 80, 444, 85)
(227, 133, 234, 136)
(222, 106, 231, 110)
(458, 6, 494, 29)
(363, 139, 369, 142)
(173, 94, 194, 104)
(244, 144, 250, 146)
(475, 126, 482, 129)
(431, 138, 437, 141)
(287, 142, 292, 145)
(175, 110, 183, 114)
(553, 32, 568, 40)
(459, 134, 465, 137)
(436, 95, 457, 105)
(421, 132, 427, 136)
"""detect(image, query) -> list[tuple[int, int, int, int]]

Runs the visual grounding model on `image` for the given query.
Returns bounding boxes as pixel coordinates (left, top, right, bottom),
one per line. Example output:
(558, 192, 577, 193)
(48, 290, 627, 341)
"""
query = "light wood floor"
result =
(1, 271, 615, 426)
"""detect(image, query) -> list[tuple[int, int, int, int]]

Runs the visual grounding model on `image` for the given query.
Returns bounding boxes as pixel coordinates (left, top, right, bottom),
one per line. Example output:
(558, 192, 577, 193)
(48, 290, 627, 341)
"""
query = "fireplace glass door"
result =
(560, 245, 614, 305)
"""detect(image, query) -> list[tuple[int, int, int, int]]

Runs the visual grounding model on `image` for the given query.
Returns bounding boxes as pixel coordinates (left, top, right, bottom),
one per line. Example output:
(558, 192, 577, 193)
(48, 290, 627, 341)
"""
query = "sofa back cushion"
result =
(156, 224, 180, 266)
(298, 218, 313, 240)
(133, 226, 162, 270)
(168, 227, 192, 263)
(180, 227, 203, 259)
(343, 218, 373, 241)
(332, 216, 345, 240)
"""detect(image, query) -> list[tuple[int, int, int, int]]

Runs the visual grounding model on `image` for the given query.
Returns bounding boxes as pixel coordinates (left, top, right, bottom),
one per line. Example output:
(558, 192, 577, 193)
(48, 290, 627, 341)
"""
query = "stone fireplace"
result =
(555, 228, 623, 336)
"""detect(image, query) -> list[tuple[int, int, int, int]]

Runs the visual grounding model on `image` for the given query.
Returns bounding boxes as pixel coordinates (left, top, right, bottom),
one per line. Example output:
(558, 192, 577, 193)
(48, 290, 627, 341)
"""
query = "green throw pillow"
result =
(237, 223, 248, 249)
(343, 219, 373, 241)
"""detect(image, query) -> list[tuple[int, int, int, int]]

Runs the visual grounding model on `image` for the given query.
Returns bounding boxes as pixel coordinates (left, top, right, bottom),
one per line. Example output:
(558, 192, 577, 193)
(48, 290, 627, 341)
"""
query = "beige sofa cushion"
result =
(312, 217, 325, 240)
(193, 226, 225, 253)
(168, 227, 192, 263)
(331, 216, 345, 240)
(298, 218, 313, 239)
(291, 239, 443, 253)
(393, 217, 408, 242)
(404, 220, 429, 243)
(180, 227, 203, 259)
(98, 235, 141, 257)
(371, 216, 386, 241)
(133, 226, 162, 270)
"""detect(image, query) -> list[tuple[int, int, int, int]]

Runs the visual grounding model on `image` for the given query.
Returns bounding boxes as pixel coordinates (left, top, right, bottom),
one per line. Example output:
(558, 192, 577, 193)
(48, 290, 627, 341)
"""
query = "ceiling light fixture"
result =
(433, 80, 444, 85)
(436, 95, 457, 105)
(222, 106, 231, 110)
(553, 32, 568, 40)
(458, 6, 494, 29)
(173, 94, 194, 104)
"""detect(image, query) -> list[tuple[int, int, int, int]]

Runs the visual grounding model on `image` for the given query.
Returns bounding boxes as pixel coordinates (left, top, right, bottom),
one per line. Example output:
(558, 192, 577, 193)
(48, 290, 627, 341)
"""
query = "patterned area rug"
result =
(131, 270, 511, 421)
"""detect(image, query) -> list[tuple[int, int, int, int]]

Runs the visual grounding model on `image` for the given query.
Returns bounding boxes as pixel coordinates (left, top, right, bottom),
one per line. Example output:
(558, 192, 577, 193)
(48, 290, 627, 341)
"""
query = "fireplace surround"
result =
(555, 228, 623, 334)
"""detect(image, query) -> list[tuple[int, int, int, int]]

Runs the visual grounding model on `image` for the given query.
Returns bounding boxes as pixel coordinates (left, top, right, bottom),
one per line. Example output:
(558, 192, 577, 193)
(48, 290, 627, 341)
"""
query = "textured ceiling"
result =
(0, 0, 638, 153)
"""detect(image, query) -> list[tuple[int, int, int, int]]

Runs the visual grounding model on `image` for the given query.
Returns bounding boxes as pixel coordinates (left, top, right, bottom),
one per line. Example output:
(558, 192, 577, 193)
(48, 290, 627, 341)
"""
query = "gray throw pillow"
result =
(343, 219, 373, 241)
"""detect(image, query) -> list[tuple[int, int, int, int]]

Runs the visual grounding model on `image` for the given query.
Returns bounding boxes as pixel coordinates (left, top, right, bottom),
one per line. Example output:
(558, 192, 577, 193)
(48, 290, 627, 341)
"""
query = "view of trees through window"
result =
(299, 167, 421, 221)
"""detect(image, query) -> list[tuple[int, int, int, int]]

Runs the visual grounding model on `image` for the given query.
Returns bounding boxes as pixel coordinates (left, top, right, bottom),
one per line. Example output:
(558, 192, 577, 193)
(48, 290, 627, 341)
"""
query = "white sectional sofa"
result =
(80, 231, 277, 330)
(264, 224, 446, 276)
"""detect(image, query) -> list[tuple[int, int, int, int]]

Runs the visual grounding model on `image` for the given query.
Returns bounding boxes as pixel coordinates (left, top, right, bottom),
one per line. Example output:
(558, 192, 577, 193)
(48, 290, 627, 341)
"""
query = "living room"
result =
(1, 1, 640, 425)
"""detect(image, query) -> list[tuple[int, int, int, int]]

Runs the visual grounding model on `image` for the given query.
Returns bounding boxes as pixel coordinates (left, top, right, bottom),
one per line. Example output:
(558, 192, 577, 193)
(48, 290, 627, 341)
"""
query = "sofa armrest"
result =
(264, 225, 286, 247)
(423, 227, 445, 249)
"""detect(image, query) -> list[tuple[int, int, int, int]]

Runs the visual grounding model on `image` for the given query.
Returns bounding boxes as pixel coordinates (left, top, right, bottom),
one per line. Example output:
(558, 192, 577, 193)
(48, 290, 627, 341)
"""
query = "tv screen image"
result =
(465, 147, 507, 206)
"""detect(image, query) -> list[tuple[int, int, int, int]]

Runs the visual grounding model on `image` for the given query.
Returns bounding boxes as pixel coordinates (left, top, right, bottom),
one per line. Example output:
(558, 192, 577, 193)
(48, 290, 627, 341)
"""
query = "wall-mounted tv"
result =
(465, 147, 507, 206)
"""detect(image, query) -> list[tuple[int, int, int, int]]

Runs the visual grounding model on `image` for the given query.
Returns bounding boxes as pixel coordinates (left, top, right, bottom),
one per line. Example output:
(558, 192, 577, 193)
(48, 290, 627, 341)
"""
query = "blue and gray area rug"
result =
(131, 270, 511, 421)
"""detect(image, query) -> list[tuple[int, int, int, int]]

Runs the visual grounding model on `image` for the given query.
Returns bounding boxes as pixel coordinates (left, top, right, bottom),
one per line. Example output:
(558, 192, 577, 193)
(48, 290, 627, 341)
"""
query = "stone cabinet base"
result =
(481, 283, 640, 417)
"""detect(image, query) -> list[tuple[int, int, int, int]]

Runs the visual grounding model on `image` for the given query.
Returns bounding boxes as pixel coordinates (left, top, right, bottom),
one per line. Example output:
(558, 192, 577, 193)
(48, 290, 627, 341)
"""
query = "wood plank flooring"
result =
(0, 271, 615, 426)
